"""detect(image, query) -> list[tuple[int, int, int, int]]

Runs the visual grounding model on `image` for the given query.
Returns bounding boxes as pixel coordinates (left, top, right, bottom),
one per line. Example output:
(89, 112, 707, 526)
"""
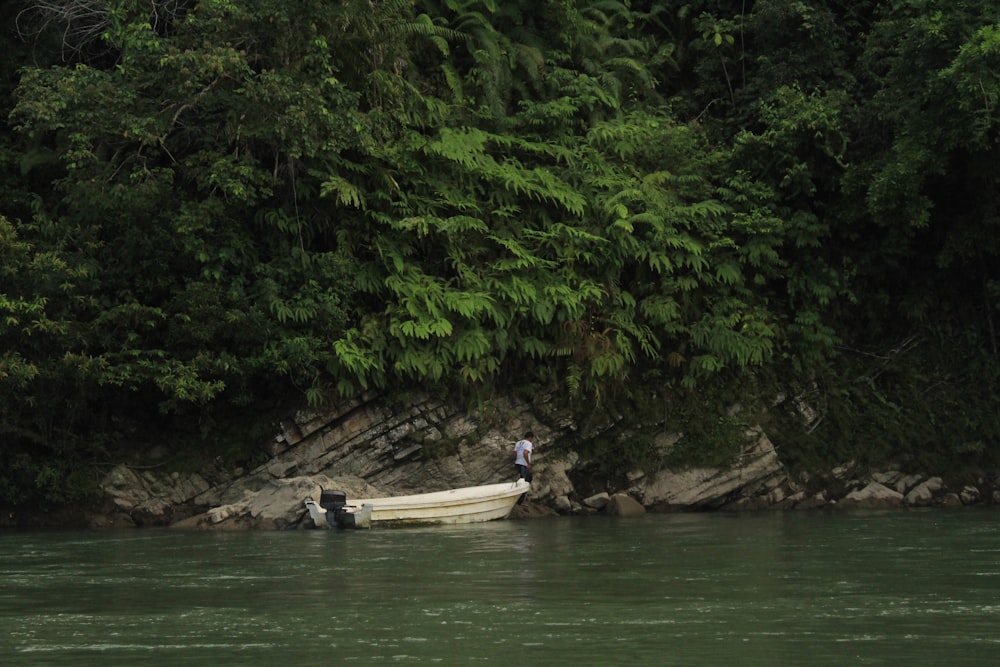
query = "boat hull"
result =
(304, 480, 529, 529)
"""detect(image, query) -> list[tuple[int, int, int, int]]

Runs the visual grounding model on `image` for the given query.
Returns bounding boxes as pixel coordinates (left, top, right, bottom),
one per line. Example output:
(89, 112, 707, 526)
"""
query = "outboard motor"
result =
(319, 490, 347, 512)
(319, 490, 348, 528)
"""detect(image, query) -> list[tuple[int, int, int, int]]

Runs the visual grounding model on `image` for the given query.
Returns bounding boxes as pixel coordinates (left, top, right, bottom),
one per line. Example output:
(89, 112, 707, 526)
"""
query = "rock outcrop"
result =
(92, 391, 996, 529)
(171, 475, 378, 530)
(630, 429, 787, 509)
(98, 464, 212, 527)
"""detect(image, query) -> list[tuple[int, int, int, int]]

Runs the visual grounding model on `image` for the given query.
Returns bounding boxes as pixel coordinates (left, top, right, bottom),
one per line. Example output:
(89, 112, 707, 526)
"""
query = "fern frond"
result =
(319, 175, 366, 209)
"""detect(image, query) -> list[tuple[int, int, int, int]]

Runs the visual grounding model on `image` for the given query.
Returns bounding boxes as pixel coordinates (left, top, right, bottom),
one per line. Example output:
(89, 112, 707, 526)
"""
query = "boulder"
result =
(838, 482, 904, 509)
(871, 470, 905, 488)
(831, 462, 857, 480)
(892, 473, 925, 495)
(940, 492, 962, 508)
(583, 492, 611, 510)
(552, 495, 573, 513)
(767, 486, 787, 504)
(960, 486, 980, 505)
(508, 501, 560, 520)
(794, 491, 829, 510)
(772, 490, 806, 509)
(605, 493, 646, 517)
(905, 477, 943, 506)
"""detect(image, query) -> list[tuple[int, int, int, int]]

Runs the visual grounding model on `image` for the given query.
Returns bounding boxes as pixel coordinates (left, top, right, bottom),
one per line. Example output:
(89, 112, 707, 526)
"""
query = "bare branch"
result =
(16, 1, 189, 64)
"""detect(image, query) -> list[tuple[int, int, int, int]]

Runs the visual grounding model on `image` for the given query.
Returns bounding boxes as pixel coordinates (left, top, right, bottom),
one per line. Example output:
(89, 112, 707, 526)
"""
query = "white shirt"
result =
(514, 439, 533, 466)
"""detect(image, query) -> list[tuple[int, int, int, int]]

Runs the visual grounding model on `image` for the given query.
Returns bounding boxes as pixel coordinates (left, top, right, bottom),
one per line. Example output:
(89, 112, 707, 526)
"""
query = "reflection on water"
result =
(2, 511, 1000, 665)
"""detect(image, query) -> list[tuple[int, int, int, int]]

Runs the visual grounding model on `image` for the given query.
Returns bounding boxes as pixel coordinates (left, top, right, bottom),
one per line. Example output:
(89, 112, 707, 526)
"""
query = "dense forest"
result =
(2, 0, 999, 507)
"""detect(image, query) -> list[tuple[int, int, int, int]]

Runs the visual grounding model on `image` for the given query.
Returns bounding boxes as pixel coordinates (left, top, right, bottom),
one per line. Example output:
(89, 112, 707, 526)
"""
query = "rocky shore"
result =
(10, 392, 998, 529)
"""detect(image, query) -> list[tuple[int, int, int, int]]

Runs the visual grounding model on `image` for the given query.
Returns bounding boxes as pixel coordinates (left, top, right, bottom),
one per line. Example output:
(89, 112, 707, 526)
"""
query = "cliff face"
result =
(88, 391, 993, 529)
(98, 391, 576, 528)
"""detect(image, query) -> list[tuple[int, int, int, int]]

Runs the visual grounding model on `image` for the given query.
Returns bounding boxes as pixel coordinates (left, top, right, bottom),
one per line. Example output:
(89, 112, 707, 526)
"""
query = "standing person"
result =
(513, 431, 534, 483)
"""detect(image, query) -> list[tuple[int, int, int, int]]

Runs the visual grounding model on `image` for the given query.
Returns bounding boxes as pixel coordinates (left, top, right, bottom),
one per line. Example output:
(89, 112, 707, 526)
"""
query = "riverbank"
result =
(3, 463, 994, 531)
(3, 390, 997, 530)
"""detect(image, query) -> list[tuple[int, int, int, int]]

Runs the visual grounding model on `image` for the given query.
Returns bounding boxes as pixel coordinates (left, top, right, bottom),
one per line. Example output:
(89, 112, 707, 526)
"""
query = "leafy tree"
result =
(6, 0, 1000, 507)
(846, 1, 1000, 338)
(4, 0, 390, 501)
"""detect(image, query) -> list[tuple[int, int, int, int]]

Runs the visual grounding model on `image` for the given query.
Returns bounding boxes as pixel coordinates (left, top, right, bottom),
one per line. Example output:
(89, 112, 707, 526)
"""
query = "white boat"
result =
(303, 480, 530, 529)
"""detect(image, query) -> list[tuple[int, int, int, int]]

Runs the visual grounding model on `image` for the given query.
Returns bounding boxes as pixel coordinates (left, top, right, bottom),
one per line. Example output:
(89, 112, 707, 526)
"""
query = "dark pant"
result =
(514, 465, 531, 505)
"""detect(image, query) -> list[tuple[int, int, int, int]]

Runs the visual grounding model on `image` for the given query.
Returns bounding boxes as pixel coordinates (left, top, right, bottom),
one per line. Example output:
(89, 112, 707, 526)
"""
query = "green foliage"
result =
(5, 0, 1000, 507)
(662, 414, 750, 470)
(769, 327, 1000, 481)
(567, 375, 755, 486)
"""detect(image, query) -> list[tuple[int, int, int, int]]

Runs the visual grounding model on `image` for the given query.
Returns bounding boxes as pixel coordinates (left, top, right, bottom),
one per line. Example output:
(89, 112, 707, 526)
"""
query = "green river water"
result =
(2, 510, 999, 666)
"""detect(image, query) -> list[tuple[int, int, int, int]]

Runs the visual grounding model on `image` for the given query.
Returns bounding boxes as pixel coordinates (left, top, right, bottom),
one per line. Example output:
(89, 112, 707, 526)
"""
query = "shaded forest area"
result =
(2, 0, 1000, 507)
